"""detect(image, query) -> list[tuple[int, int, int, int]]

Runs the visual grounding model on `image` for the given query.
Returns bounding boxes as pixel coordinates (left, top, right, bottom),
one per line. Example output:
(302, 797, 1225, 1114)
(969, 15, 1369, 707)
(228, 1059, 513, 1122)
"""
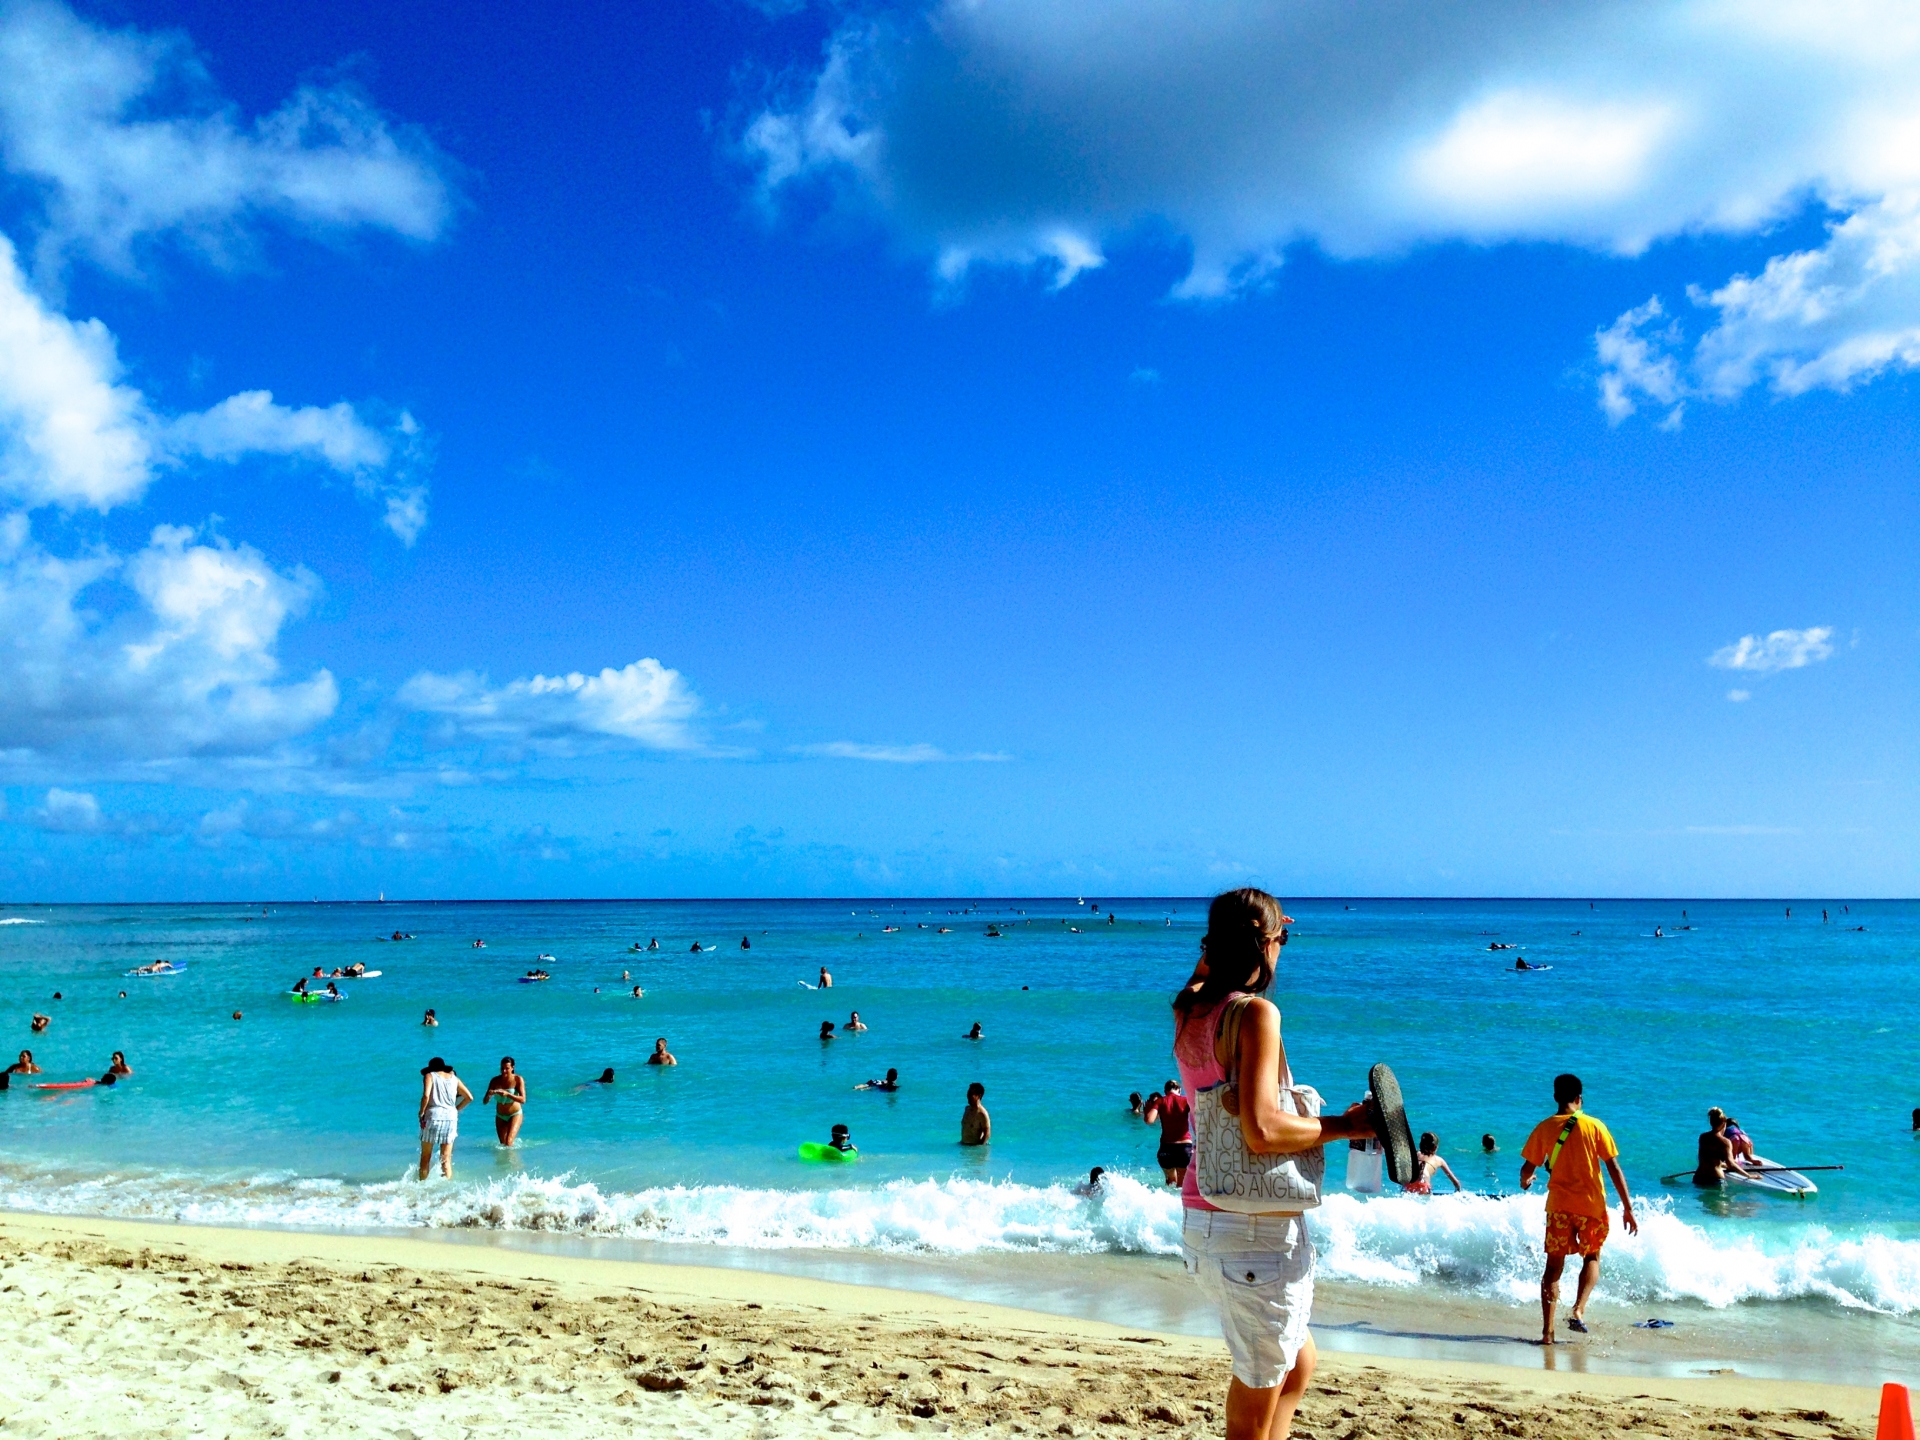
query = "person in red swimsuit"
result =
(1143, 1078, 1193, 1184)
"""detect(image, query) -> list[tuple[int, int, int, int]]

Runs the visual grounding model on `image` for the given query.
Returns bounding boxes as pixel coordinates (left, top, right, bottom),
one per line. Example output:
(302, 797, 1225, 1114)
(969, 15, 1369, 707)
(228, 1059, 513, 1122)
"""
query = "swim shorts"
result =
(1544, 1209, 1609, 1257)
(1182, 1209, 1315, 1389)
(1158, 1140, 1195, 1171)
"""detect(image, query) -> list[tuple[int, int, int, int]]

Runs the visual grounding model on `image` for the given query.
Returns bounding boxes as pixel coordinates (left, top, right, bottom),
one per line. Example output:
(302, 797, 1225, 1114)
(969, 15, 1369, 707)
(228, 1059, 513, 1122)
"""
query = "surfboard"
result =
(126, 964, 187, 977)
(34, 1078, 96, 1090)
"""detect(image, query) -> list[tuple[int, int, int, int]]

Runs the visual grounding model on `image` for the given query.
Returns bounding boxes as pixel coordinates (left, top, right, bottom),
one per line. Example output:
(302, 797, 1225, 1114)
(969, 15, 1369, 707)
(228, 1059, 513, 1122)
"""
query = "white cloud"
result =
(796, 741, 1011, 763)
(0, 0, 453, 273)
(744, 1, 1920, 296)
(0, 233, 428, 538)
(1708, 626, 1835, 674)
(1600, 193, 1920, 418)
(747, 1, 1920, 411)
(398, 659, 705, 756)
(24, 785, 174, 835)
(1727, 688, 1751, 702)
(0, 516, 337, 764)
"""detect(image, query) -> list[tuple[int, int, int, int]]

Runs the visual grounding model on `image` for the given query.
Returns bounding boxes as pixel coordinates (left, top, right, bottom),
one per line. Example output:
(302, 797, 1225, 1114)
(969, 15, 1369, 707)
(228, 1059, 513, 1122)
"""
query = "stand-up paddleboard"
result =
(1728, 1156, 1819, 1196)
(1659, 1160, 1833, 1196)
(798, 1142, 858, 1163)
(126, 963, 186, 977)
(518, 975, 550, 984)
(35, 1078, 96, 1091)
(1368, 1063, 1418, 1186)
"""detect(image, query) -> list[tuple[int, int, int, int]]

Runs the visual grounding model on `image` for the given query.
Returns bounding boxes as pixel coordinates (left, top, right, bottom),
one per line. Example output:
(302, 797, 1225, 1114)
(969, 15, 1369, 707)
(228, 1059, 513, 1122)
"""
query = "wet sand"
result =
(0, 1210, 1882, 1438)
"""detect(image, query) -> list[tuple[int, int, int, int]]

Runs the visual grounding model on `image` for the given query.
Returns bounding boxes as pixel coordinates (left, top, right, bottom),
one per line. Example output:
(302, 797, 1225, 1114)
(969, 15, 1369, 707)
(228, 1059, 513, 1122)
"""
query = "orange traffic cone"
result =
(1879, 1383, 1915, 1440)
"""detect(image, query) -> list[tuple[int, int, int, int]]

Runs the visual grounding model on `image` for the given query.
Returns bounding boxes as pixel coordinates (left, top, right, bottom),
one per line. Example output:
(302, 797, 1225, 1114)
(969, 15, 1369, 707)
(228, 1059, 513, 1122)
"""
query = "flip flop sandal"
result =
(1367, 1063, 1418, 1186)
(1567, 1317, 1589, 1333)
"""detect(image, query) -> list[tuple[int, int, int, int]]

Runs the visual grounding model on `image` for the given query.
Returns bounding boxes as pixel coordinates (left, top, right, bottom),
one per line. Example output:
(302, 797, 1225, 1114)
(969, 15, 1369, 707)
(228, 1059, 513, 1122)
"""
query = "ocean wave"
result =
(2, 1164, 1916, 1313)
(0, 918, 44, 924)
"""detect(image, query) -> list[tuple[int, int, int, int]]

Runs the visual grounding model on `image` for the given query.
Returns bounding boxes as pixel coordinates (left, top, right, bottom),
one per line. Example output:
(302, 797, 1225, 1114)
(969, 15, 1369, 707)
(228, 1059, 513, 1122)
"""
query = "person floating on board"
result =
(1519, 1073, 1637, 1345)
(1693, 1108, 1751, 1186)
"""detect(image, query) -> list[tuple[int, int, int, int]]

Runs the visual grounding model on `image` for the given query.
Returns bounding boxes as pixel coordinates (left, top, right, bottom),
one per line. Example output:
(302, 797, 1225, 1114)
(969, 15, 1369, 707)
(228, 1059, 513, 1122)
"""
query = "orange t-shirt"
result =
(1521, 1111, 1619, 1220)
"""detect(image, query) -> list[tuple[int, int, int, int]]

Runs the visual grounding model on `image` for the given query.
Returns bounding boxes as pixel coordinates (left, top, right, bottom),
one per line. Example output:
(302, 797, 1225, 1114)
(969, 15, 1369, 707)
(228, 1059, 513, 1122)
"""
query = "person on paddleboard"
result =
(1694, 1108, 1751, 1185)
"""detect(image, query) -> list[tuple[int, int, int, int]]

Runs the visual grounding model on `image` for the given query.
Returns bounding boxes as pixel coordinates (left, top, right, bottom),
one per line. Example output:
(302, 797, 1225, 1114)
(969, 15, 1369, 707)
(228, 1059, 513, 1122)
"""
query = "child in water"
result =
(828, 1123, 856, 1153)
(1401, 1133, 1464, 1194)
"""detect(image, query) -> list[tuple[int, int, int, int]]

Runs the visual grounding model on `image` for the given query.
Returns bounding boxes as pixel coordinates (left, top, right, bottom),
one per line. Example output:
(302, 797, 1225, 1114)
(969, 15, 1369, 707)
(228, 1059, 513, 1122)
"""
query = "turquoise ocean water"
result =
(2, 897, 1918, 1332)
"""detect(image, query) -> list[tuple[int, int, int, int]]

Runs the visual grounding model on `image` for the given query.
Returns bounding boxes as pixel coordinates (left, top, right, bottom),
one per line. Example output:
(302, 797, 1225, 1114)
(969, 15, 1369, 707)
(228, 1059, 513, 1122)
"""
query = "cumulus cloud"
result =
(398, 659, 705, 756)
(0, 234, 427, 537)
(795, 741, 1011, 763)
(0, 515, 337, 764)
(746, 1, 1920, 408)
(1601, 193, 1920, 419)
(0, 0, 453, 274)
(1708, 626, 1835, 674)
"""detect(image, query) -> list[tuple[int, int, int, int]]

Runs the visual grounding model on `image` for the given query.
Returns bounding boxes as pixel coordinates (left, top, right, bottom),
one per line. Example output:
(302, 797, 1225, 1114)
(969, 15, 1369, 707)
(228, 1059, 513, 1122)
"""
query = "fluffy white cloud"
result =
(796, 741, 1010, 763)
(0, 233, 427, 537)
(398, 659, 704, 755)
(0, 0, 453, 272)
(0, 515, 337, 764)
(748, 1, 1920, 406)
(1602, 193, 1920, 419)
(1708, 627, 1835, 674)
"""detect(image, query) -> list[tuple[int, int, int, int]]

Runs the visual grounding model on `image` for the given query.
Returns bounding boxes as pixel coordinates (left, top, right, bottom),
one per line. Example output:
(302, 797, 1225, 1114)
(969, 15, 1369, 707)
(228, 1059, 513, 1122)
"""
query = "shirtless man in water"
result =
(484, 1056, 526, 1146)
(1693, 1107, 1750, 1185)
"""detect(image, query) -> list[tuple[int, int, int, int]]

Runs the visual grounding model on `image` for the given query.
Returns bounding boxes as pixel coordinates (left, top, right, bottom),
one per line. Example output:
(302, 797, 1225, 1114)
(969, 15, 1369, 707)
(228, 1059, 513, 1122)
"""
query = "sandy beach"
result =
(0, 1211, 1881, 1439)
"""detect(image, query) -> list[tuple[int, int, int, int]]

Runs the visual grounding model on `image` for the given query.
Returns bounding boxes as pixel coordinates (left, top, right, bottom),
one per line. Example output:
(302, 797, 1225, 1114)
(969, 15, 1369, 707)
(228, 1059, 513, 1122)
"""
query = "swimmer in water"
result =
(1128, 1090, 1144, 1117)
(30, 1014, 49, 1033)
(740, 935, 751, 950)
(1074, 1166, 1106, 1196)
(960, 1082, 990, 1146)
(828, 1123, 856, 1153)
(647, 1037, 677, 1066)
(578, 1068, 616, 1088)
(855, 1067, 899, 1092)
(1482, 1133, 1498, 1153)
(819, 1020, 837, 1042)
(483, 1056, 526, 1147)
(964, 1022, 983, 1040)
(631, 985, 644, 998)
(6, 1050, 40, 1075)
(843, 1011, 867, 1032)
(1401, 1133, 1463, 1194)
(422, 1008, 438, 1026)
(819, 967, 833, 988)
(648, 938, 659, 951)
(689, 941, 703, 953)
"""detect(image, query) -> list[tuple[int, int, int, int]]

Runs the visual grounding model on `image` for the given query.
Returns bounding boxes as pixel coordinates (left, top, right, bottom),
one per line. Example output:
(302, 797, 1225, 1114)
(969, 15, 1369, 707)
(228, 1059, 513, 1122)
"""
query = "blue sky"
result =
(2, 0, 1917, 900)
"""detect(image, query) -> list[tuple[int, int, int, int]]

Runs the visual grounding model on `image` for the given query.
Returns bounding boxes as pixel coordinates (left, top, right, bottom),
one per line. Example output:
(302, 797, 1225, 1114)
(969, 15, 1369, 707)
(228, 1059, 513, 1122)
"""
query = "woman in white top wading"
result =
(1172, 889, 1378, 1440)
(417, 1056, 474, 1180)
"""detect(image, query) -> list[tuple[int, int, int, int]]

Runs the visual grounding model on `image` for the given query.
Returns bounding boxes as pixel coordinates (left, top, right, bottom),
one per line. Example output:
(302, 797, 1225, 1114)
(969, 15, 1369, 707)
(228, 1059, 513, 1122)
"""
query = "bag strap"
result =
(1543, 1114, 1579, 1175)
(1216, 995, 1258, 1083)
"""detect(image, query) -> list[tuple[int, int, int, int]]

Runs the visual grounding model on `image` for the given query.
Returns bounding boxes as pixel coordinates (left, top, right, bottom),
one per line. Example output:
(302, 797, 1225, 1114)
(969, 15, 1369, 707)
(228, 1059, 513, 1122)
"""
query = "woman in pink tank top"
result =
(1173, 889, 1376, 1440)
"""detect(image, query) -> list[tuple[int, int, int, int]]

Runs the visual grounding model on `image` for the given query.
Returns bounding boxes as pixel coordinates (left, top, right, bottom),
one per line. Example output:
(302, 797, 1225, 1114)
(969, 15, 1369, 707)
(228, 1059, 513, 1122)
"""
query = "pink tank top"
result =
(1172, 992, 1292, 1211)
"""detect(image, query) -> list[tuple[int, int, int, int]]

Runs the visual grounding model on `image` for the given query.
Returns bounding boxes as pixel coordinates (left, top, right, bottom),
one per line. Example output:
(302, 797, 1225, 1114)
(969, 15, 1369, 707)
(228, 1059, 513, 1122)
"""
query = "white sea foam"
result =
(0, 918, 44, 924)
(3, 1165, 1917, 1314)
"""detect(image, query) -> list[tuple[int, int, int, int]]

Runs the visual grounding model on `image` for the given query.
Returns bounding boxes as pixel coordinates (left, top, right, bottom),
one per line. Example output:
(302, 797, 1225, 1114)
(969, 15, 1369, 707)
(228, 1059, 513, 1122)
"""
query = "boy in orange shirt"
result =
(1519, 1073, 1637, 1345)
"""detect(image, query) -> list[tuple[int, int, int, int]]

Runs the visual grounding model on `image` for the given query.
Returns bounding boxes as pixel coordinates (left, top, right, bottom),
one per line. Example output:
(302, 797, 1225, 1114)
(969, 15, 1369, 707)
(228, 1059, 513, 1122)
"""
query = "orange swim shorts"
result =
(1544, 1210, 1609, 1258)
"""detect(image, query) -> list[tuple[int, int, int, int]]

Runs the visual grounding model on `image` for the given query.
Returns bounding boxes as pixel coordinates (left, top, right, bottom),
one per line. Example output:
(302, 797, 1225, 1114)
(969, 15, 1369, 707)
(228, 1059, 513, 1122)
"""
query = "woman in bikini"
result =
(6, 1050, 40, 1075)
(484, 1056, 526, 1147)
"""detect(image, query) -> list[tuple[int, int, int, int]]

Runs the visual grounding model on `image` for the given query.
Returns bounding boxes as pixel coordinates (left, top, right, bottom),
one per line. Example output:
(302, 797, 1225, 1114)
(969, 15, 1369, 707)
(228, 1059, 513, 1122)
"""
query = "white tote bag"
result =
(1192, 996, 1325, 1213)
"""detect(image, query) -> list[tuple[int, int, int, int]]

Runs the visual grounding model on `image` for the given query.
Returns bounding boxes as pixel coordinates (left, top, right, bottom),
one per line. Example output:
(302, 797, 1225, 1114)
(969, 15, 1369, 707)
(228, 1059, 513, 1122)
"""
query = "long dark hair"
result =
(1172, 888, 1286, 1015)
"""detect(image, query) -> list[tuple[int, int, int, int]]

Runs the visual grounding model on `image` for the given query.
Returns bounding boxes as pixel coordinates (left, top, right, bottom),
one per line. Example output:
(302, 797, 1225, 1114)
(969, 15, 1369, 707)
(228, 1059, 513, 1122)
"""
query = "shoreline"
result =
(0, 1208, 1887, 1437)
(5, 1199, 1914, 1387)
